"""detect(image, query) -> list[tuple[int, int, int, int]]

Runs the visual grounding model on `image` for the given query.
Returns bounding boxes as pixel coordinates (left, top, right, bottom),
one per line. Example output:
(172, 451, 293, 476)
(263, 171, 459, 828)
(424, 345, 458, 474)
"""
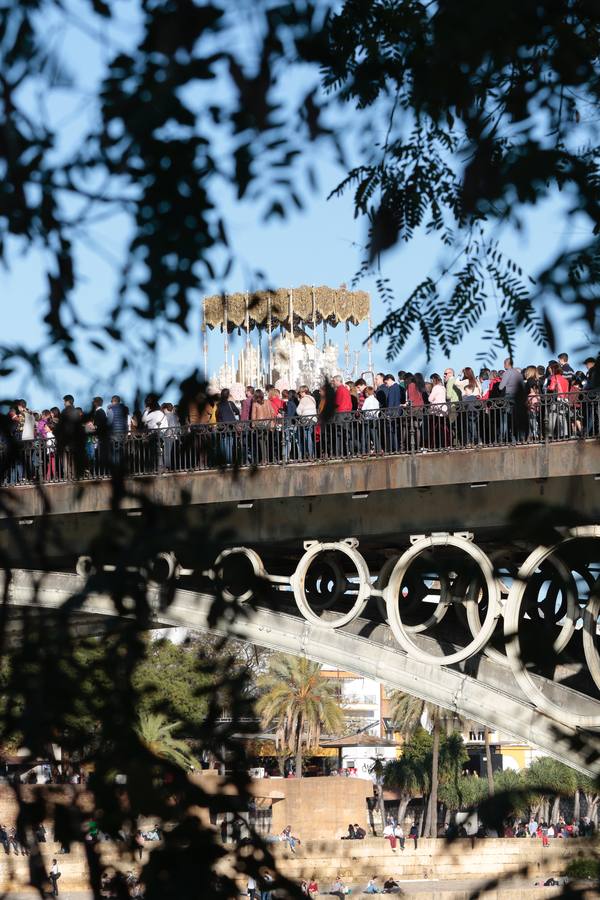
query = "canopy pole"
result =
(223, 295, 229, 376)
(289, 287, 295, 388)
(312, 284, 317, 377)
(202, 297, 208, 379)
(367, 309, 373, 376)
(344, 320, 350, 377)
(267, 294, 272, 385)
(244, 291, 250, 386)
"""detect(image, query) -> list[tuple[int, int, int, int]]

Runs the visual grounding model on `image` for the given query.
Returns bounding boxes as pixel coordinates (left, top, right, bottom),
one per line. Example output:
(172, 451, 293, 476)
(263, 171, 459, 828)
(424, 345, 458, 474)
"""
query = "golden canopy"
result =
(203, 285, 370, 331)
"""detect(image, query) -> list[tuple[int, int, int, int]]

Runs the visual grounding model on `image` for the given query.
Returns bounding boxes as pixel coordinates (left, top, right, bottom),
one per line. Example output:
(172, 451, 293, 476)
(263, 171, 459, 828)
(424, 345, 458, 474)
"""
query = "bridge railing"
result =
(1, 391, 599, 485)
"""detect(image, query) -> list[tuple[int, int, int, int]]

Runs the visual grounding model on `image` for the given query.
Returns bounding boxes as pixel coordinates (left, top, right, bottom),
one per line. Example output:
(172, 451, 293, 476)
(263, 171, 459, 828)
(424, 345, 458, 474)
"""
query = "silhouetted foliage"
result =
(0, 2, 599, 898)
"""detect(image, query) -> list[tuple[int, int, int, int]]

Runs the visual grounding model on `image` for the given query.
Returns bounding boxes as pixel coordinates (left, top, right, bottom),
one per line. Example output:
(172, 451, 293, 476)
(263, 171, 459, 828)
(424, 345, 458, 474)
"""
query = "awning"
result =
(320, 732, 397, 749)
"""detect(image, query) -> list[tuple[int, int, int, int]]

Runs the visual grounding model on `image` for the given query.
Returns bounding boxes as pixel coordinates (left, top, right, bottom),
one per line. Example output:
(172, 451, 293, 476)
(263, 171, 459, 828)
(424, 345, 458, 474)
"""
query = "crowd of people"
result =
(507, 815, 596, 843)
(1, 352, 598, 480)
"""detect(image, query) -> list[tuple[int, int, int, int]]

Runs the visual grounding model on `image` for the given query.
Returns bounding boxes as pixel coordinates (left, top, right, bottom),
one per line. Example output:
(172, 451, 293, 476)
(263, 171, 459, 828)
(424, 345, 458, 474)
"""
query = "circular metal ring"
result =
(583, 585, 600, 692)
(304, 554, 346, 612)
(76, 556, 95, 577)
(377, 556, 451, 633)
(383, 534, 501, 665)
(291, 541, 371, 628)
(213, 547, 266, 603)
(504, 526, 600, 728)
(148, 551, 180, 585)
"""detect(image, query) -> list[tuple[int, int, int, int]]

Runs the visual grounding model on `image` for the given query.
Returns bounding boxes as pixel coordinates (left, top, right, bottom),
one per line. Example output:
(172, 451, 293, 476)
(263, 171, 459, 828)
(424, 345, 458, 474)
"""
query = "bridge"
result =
(1, 397, 599, 773)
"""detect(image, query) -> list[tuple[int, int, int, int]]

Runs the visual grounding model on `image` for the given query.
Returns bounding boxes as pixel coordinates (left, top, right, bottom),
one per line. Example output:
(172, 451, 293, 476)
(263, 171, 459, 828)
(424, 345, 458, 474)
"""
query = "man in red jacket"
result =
(333, 375, 353, 412)
(331, 375, 353, 456)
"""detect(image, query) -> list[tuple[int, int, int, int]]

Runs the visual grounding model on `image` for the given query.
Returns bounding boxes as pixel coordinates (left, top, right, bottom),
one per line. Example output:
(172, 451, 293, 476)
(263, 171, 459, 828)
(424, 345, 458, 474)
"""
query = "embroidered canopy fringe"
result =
(203, 285, 370, 330)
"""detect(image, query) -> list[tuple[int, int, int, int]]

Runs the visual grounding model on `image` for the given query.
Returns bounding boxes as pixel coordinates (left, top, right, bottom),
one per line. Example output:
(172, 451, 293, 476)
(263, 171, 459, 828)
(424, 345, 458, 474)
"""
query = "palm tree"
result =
(389, 691, 453, 837)
(136, 711, 199, 771)
(256, 654, 344, 778)
(383, 752, 429, 826)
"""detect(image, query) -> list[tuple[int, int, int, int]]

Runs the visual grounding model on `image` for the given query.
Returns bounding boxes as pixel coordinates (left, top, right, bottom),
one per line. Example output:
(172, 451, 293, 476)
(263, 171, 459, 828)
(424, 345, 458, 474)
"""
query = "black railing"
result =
(1, 392, 599, 486)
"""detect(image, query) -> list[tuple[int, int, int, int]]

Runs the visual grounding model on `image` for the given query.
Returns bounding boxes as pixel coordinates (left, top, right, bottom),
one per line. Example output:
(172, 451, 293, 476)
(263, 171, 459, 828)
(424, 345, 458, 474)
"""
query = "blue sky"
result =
(1, 2, 596, 408)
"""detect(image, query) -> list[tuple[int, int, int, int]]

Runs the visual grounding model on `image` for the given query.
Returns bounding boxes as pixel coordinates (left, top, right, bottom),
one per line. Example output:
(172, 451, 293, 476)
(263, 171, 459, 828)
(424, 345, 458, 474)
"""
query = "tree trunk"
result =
(584, 793, 594, 822)
(295, 720, 303, 778)
(573, 789, 580, 822)
(551, 795, 560, 825)
(378, 785, 386, 835)
(421, 796, 430, 837)
(484, 727, 495, 796)
(397, 795, 410, 828)
(427, 718, 440, 838)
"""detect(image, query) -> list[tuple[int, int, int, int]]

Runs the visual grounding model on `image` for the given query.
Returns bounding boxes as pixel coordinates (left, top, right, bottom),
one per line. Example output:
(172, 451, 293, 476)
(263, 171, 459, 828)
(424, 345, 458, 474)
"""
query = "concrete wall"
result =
(265, 776, 374, 840)
(0, 842, 591, 896)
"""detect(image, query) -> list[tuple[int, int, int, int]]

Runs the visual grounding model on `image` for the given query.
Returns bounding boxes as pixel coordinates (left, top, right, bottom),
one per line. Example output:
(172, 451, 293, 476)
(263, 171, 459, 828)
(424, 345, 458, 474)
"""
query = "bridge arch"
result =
(3, 566, 600, 775)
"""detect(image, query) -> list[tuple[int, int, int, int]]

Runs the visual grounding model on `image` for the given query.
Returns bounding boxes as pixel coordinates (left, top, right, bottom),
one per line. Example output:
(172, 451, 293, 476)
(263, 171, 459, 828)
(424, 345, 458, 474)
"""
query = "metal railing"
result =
(1, 391, 598, 486)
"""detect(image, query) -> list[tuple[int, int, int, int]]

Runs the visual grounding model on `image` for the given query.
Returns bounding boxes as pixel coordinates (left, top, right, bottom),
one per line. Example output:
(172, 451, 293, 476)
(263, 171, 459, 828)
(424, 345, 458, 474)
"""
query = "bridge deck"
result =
(0, 440, 599, 566)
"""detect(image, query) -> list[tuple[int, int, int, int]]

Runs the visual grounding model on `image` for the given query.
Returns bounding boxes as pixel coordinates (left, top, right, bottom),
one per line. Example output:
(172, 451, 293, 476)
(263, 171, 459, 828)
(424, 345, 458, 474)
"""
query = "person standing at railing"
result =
(362, 386, 380, 454)
(527, 384, 541, 440)
(251, 389, 275, 464)
(55, 395, 86, 479)
(345, 381, 360, 410)
(282, 389, 299, 462)
(216, 388, 239, 465)
(498, 359, 525, 443)
(374, 372, 388, 408)
(106, 395, 129, 433)
(406, 373, 427, 449)
(106, 395, 129, 468)
(455, 368, 482, 446)
(567, 374, 586, 436)
(383, 373, 404, 452)
(7, 400, 35, 483)
(546, 361, 570, 439)
(583, 355, 599, 436)
(161, 402, 179, 469)
(355, 377, 367, 409)
(443, 369, 460, 444)
(142, 395, 168, 472)
(558, 352, 575, 382)
(89, 397, 109, 476)
(240, 386, 254, 422)
(332, 375, 353, 457)
(479, 368, 490, 397)
(427, 374, 448, 449)
(296, 385, 316, 459)
(239, 386, 254, 464)
(36, 410, 56, 480)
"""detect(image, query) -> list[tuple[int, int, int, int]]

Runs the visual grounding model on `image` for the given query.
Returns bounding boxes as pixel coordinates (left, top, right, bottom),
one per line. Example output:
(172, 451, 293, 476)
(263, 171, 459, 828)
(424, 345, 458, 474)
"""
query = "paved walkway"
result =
(0, 877, 570, 898)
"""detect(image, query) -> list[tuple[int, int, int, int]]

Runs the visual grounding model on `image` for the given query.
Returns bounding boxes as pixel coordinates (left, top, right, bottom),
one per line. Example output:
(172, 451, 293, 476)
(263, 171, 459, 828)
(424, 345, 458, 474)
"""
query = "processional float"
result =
(202, 284, 373, 387)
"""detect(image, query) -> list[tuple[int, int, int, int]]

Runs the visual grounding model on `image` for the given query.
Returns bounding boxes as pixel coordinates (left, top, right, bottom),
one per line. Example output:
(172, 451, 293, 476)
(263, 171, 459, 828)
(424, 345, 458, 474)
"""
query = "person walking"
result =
(49, 859, 61, 897)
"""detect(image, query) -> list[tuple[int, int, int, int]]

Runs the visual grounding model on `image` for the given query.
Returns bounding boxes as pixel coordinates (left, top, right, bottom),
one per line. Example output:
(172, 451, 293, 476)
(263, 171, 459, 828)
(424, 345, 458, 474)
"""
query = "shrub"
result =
(565, 858, 600, 880)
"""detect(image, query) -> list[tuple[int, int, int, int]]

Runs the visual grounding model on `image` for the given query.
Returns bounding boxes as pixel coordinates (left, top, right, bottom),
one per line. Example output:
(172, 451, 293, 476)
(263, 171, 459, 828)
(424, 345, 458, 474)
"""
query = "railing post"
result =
(409, 407, 417, 454)
(543, 394, 550, 444)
